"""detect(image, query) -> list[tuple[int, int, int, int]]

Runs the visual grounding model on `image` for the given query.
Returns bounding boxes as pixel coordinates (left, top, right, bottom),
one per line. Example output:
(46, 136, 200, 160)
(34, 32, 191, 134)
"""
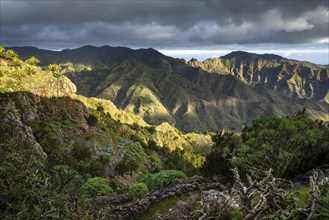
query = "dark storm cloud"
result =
(0, 0, 328, 49)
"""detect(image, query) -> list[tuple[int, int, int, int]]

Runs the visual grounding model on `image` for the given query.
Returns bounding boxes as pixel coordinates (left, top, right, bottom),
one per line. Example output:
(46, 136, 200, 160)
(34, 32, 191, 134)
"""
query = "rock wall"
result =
(97, 176, 224, 219)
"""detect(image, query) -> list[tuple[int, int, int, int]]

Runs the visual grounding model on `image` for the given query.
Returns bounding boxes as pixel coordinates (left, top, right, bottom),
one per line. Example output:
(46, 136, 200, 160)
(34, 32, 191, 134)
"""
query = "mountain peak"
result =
(188, 58, 199, 63)
(221, 51, 285, 62)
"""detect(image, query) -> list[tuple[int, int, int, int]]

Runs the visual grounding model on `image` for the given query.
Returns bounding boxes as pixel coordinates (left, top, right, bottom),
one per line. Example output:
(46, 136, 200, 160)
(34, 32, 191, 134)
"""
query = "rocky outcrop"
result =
(21, 75, 76, 98)
(0, 92, 47, 161)
(0, 92, 90, 162)
(202, 189, 241, 209)
(98, 176, 224, 219)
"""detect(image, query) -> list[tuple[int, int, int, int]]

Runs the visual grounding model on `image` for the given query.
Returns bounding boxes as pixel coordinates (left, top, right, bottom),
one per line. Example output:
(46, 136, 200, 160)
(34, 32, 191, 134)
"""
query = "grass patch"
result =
(129, 194, 189, 220)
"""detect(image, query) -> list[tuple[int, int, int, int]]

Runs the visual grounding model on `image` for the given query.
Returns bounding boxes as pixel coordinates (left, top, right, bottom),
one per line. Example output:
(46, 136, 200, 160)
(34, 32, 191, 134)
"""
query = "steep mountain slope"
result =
(0, 47, 212, 173)
(10, 46, 329, 132)
(1, 47, 215, 218)
(188, 51, 329, 103)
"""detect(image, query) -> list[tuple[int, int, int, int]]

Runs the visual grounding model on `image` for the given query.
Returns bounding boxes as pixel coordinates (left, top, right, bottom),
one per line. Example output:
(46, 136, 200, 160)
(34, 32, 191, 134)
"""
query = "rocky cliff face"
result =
(188, 51, 329, 103)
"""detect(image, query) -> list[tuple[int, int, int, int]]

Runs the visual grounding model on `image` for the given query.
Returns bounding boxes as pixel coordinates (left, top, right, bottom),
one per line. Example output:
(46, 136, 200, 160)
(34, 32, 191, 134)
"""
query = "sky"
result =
(0, 0, 328, 64)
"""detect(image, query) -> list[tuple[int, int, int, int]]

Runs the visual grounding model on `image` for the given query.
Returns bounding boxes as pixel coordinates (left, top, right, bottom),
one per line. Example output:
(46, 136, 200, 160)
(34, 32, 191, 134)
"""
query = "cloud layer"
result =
(1, 0, 328, 63)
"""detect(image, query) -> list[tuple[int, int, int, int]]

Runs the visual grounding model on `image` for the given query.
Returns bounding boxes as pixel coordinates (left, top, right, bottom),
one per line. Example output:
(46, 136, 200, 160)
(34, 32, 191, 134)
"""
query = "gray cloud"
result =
(0, 0, 328, 50)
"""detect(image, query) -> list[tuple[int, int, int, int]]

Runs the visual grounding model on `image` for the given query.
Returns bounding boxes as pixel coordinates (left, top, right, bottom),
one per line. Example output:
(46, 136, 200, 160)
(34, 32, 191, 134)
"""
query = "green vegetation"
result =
(188, 51, 329, 103)
(203, 110, 329, 179)
(130, 194, 189, 220)
(25, 56, 40, 65)
(79, 177, 113, 197)
(0, 48, 208, 218)
(128, 183, 149, 197)
(1, 46, 328, 219)
(138, 170, 186, 190)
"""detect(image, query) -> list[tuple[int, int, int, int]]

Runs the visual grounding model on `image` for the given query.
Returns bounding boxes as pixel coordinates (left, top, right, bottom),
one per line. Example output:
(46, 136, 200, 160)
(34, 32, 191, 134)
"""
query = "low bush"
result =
(128, 183, 149, 196)
(139, 170, 186, 191)
(79, 177, 113, 197)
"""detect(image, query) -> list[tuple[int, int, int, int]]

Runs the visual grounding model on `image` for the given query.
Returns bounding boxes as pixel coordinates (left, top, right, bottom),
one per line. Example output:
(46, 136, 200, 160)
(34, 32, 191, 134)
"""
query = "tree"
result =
(233, 115, 326, 178)
(25, 56, 40, 66)
(202, 129, 240, 179)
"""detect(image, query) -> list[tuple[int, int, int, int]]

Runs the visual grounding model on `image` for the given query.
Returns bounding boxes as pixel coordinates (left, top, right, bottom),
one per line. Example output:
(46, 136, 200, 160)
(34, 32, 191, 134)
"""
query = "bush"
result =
(25, 56, 40, 65)
(139, 170, 186, 191)
(138, 173, 154, 189)
(234, 114, 326, 177)
(86, 114, 98, 126)
(79, 177, 113, 197)
(152, 170, 186, 190)
(203, 112, 328, 179)
(202, 130, 240, 179)
(128, 183, 149, 196)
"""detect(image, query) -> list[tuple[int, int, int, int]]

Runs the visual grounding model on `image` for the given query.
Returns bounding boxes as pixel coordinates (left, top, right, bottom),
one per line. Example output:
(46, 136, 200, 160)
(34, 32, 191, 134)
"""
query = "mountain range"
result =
(9, 45, 329, 132)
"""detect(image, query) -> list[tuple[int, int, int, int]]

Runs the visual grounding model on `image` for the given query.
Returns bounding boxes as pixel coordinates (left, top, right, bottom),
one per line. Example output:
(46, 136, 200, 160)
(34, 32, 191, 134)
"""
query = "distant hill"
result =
(9, 46, 329, 132)
(188, 51, 329, 103)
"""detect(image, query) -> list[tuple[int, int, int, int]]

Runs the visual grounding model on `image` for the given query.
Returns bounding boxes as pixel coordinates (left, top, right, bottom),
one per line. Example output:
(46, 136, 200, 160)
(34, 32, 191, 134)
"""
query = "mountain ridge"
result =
(7, 45, 329, 132)
(188, 51, 329, 103)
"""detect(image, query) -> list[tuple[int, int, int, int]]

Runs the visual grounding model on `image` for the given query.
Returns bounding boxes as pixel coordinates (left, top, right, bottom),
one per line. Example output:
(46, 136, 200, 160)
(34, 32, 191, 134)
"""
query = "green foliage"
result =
(114, 141, 163, 175)
(203, 113, 328, 179)
(47, 64, 62, 77)
(165, 148, 206, 175)
(147, 151, 163, 172)
(1, 49, 18, 60)
(0, 49, 22, 66)
(235, 114, 326, 177)
(202, 130, 240, 179)
(221, 207, 244, 220)
(0, 144, 48, 217)
(128, 183, 149, 197)
(86, 114, 98, 126)
(25, 56, 40, 65)
(47, 64, 61, 72)
(152, 170, 186, 190)
(139, 170, 186, 191)
(25, 66, 36, 75)
(285, 186, 329, 219)
(71, 144, 92, 162)
(51, 165, 84, 194)
(79, 177, 113, 197)
(137, 173, 154, 190)
(116, 153, 138, 175)
(131, 194, 189, 220)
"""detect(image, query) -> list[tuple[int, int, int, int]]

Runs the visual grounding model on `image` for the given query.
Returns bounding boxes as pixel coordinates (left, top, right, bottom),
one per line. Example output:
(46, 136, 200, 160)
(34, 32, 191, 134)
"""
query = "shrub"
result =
(79, 177, 113, 197)
(202, 130, 240, 179)
(152, 170, 186, 190)
(234, 114, 326, 177)
(203, 112, 328, 179)
(47, 64, 61, 72)
(86, 114, 98, 126)
(25, 56, 40, 65)
(138, 173, 154, 189)
(128, 183, 149, 196)
(139, 170, 186, 191)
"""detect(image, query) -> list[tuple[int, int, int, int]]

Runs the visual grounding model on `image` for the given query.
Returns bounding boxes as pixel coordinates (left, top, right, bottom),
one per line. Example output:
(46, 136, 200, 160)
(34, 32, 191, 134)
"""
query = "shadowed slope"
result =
(9, 46, 329, 132)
